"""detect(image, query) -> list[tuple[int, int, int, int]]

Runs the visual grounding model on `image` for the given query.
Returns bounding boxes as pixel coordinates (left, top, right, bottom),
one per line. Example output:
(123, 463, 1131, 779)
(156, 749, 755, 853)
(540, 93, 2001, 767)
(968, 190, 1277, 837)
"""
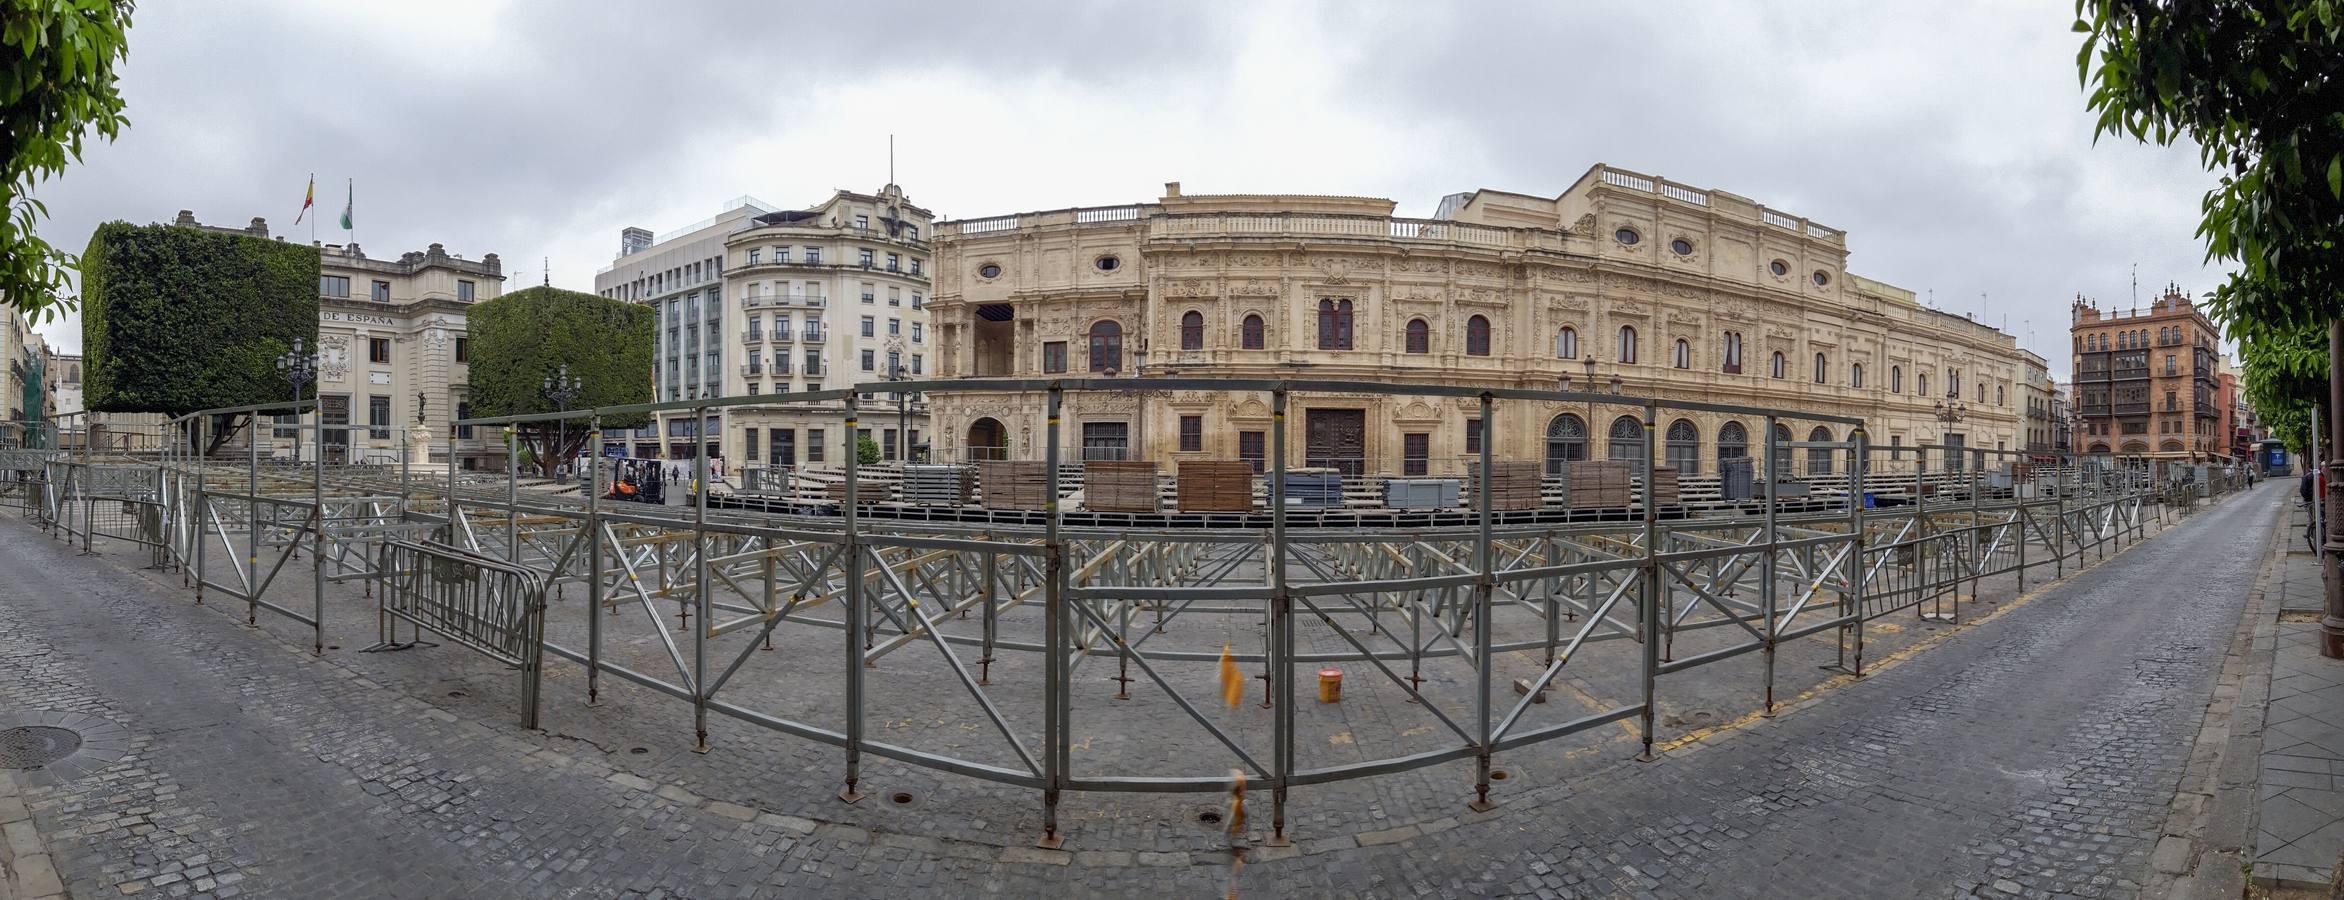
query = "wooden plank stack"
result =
(1177, 461, 1255, 512)
(902, 464, 973, 506)
(1567, 460, 1634, 509)
(1084, 461, 1160, 512)
(1471, 460, 1546, 511)
(1649, 465, 1681, 505)
(978, 461, 1049, 510)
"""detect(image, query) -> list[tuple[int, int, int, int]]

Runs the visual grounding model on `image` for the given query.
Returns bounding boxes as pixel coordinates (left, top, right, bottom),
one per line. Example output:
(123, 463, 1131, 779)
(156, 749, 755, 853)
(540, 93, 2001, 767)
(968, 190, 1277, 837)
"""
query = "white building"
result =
(594, 185, 934, 467)
(171, 212, 507, 467)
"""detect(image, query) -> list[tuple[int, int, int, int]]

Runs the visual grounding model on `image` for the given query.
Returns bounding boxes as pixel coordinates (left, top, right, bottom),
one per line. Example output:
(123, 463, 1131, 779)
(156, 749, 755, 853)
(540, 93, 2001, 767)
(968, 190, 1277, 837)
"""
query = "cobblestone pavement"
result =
(0, 484, 2278, 898)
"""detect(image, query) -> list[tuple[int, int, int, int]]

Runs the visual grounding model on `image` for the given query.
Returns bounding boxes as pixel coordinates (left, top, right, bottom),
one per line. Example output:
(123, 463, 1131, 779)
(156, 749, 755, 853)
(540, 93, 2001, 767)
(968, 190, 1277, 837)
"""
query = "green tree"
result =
(856, 432, 880, 466)
(81, 221, 318, 452)
(2, 0, 134, 320)
(465, 286, 652, 476)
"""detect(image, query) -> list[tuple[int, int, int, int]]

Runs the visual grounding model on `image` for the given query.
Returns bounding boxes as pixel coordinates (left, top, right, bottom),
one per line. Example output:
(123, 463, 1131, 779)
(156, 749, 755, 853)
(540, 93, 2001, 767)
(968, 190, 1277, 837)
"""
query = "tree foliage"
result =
(465, 286, 652, 475)
(1, 0, 133, 321)
(856, 432, 879, 465)
(81, 221, 318, 417)
(2076, 0, 2344, 455)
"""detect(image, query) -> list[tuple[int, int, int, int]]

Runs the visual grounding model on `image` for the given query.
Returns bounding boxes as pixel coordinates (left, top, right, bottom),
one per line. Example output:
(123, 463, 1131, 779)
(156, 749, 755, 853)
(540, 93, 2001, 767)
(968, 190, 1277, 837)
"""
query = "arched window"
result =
(1917, 373, 1929, 398)
(1770, 423, 1794, 474)
(1721, 331, 1743, 373)
(1769, 351, 1786, 379)
(1672, 339, 1691, 369)
(1617, 326, 1638, 363)
(1891, 365, 1903, 393)
(1948, 370, 1960, 398)
(1544, 413, 1586, 473)
(1465, 315, 1491, 356)
(1316, 299, 1353, 350)
(1608, 415, 1645, 461)
(1851, 363, 1864, 389)
(1397, 317, 1427, 354)
(1806, 426, 1834, 476)
(1555, 327, 1578, 359)
(1179, 310, 1204, 351)
(1813, 352, 1828, 384)
(1665, 419, 1700, 474)
(1717, 421, 1748, 469)
(1996, 385, 2005, 406)
(1087, 320, 1123, 372)
(1241, 314, 1265, 350)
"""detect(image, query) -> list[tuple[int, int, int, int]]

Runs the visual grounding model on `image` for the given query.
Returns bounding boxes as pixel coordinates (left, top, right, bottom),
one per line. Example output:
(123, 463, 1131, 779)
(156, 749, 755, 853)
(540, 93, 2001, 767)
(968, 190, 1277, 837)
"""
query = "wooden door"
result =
(1306, 409, 1365, 476)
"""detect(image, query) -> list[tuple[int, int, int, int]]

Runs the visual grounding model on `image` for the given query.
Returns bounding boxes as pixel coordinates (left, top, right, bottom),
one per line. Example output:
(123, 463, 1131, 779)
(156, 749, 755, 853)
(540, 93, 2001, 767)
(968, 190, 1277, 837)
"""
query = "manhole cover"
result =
(0, 725, 82, 768)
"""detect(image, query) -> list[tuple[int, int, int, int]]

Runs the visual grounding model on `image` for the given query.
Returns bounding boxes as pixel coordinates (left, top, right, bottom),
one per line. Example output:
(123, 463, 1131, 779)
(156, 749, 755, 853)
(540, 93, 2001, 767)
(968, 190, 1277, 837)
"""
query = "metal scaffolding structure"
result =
(21, 378, 2246, 849)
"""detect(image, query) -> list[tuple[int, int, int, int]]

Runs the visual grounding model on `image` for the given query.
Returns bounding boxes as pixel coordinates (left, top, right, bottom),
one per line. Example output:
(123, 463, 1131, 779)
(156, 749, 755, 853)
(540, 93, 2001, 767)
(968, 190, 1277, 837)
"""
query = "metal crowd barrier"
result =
(36, 381, 2251, 852)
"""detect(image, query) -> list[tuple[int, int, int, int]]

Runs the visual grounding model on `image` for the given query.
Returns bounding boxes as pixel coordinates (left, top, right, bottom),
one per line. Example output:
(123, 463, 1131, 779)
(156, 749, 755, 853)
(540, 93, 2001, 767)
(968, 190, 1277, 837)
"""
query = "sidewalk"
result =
(2253, 500, 2344, 888)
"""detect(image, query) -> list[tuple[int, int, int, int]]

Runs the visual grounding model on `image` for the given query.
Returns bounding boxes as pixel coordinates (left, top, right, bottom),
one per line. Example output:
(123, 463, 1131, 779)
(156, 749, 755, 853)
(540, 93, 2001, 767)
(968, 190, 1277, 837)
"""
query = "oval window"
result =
(1811, 270, 1830, 286)
(978, 263, 1002, 279)
(1670, 238, 1694, 256)
(1095, 255, 1120, 271)
(1769, 260, 1789, 277)
(1614, 227, 1640, 245)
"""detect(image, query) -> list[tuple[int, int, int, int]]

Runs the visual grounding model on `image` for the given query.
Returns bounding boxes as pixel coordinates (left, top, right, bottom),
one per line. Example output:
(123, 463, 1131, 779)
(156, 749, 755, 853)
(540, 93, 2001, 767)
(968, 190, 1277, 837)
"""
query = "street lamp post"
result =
(275, 337, 318, 458)
(543, 364, 582, 477)
(887, 359, 916, 463)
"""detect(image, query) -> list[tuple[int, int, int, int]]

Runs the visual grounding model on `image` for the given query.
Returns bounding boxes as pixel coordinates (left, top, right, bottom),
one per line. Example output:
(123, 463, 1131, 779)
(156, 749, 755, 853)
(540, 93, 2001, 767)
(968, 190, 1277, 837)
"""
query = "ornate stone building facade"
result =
(928, 165, 2026, 476)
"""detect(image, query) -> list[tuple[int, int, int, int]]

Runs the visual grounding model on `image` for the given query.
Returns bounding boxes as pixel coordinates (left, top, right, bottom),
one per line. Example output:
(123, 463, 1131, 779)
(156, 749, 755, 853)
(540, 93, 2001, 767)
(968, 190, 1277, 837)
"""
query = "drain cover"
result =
(0, 725, 83, 768)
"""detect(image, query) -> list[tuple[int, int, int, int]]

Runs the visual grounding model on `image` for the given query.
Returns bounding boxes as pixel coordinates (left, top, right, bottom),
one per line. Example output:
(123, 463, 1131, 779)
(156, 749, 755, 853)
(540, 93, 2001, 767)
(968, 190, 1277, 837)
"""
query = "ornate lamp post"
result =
(543, 364, 582, 475)
(275, 337, 318, 457)
(1934, 396, 1968, 473)
(887, 358, 917, 463)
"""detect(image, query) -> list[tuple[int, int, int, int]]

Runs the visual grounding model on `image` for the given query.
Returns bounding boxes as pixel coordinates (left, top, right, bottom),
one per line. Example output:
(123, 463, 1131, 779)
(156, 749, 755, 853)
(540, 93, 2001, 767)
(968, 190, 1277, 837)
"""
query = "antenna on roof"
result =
(543, 256, 550, 287)
(2131, 263, 2138, 306)
(889, 134, 895, 186)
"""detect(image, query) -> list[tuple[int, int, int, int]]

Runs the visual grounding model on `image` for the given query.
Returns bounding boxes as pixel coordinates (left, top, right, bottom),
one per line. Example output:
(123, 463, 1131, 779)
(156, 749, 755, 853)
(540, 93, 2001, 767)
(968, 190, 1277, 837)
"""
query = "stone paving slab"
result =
(2254, 539, 2344, 889)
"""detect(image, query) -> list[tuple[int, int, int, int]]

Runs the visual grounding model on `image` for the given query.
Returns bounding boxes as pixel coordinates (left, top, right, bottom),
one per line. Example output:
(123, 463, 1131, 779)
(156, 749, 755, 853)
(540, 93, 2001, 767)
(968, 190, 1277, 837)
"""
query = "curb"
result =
(0, 771, 68, 900)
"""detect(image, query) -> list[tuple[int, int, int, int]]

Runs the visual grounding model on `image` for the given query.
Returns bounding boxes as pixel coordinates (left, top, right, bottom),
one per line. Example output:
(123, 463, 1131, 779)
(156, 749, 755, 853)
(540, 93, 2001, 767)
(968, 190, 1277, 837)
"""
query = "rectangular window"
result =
(1180, 415, 1203, 452)
(1465, 419, 1481, 455)
(747, 384, 759, 395)
(859, 248, 875, 267)
(458, 280, 476, 302)
(454, 337, 468, 363)
(369, 337, 390, 364)
(883, 429, 898, 461)
(886, 253, 899, 272)
(888, 318, 900, 335)
(1403, 433, 1429, 477)
(1239, 431, 1265, 473)
(911, 354, 923, 375)
(747, 249, 761, 265)
(320, 275, 351, 298)
(771, 428, 794, 466)
(368, 395, 391, 439)
(744, 428, 758, 461)
(861, 349, 875, 371)
(911, 294, 923, 309)
(456, 402, 474, 440)
(861, 283, 875, 304)
(911, 323, 923, 343)
(861, 316, 875, 337)
(370, 280, 391, 302)
(1080, 422, 1131, 461)
(910, 259, 922, 276)
(804, 248, 819, 265)
(856, 214, 869, 231)
(1043, 341, 1068, 373)
(273, 413, 297, 438)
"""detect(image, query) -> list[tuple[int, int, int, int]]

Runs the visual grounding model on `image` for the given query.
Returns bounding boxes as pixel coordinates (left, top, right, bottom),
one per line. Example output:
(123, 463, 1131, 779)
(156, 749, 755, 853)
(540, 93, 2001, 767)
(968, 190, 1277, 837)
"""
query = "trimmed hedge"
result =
(465, 286, 652, 427)
(82, 221, 320, 414)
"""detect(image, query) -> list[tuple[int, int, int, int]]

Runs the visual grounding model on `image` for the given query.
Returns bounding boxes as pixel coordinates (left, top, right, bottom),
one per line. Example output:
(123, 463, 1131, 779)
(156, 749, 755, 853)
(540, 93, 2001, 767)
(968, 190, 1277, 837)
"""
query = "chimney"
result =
(1164, 181, 1182, 198)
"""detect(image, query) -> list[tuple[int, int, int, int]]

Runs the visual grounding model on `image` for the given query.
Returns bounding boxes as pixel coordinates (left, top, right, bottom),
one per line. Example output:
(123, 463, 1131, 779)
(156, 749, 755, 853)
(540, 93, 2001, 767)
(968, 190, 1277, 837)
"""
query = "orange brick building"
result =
(2069, 285, 2228, 459)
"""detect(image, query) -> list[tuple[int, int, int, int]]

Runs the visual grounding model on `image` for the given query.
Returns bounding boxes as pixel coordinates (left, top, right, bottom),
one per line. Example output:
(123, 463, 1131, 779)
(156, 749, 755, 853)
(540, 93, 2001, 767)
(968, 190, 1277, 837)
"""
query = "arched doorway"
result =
(1608, 415, 1645, 461)
(1665, 419, 1699, 474)
(967, 418, 1007, 461)
(1544, 413, 1587, 474)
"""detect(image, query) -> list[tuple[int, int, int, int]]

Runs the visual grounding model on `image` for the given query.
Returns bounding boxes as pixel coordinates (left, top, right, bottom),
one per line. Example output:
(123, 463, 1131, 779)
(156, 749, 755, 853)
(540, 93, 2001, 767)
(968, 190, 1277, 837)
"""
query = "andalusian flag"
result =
(339, 179, 352, 230)
(295, 174, 315, 224)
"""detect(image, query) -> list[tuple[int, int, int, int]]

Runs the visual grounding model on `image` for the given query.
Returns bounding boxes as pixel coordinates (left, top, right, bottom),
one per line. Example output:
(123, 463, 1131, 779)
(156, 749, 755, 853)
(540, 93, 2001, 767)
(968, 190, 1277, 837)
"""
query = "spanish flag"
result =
(1219, 642, 1244, 708)
(295, 174, 315, 224)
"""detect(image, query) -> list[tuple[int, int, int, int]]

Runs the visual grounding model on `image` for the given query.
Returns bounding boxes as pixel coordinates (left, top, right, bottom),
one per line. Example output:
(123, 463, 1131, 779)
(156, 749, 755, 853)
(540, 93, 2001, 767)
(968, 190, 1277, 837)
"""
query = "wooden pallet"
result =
(1178, 461, 1255, 512)
(1084, 461, 1160, 513)
(978, 461, 1049, 510)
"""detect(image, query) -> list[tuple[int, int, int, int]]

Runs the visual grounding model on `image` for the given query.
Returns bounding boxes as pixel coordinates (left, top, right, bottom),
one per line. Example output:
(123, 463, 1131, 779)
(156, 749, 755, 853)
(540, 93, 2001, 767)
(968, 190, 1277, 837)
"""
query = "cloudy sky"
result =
(32, 0, 2225, 375)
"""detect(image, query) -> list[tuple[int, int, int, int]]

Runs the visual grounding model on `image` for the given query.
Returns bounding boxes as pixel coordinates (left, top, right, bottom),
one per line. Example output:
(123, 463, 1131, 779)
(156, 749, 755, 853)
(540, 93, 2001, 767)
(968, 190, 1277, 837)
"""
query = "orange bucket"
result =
(1317, 668, 1343, 703)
